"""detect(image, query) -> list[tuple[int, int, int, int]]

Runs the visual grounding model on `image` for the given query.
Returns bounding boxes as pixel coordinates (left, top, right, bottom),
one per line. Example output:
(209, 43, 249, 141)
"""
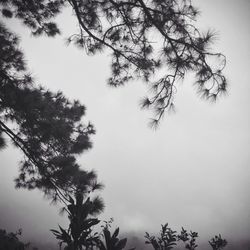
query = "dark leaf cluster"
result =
(0, 228, 37, 250)
(209, 235, 227, 250)
(52, 217, 228, 250)
(0, 0, 63, 36)
(51, 188, 104, 250)
(0, 21, 96, 201)
(0, 0, 227, 125)
(145, 223, 177, 250)
(145, 223, 227, 250)
(97, 226, 134, 250)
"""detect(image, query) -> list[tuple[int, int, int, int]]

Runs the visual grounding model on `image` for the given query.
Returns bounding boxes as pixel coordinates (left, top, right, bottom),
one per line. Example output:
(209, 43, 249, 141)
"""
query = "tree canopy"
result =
(0, 20, 99, 202)
(0, 3, 232, 249)
(0, 0, 227, 198)
(0, 0, 227, 126)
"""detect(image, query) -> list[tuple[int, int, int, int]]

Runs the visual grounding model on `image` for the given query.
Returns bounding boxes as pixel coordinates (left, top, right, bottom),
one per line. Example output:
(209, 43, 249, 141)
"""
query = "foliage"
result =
(0, 20, 98, 201)
(145, 223, 227, 250)
(145, 223, 177, 250)
(0, 0, 228, 219)
(0, 229, 37, 250)
(178, 227, 198, 250)
(0, 3, 230, 250)
(51, 183, 104, 250)
(97, 222, 135, 250)
(0, 0, 227, 125)
(52, 214, 136, 250)
(0, 0, 228, 218)
(209, 235, 227, 250)
(52, 215, 228, 250)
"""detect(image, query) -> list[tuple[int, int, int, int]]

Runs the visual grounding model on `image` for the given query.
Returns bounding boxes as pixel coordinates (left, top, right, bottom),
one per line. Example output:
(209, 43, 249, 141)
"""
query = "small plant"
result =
(178, 228, 198, 250)
(51, 183, 104, 250)
(209, 235, 227, 250)
(97, 220, 135, 250)
(145, 223, 177, 250)
(145, 223, 227, 250)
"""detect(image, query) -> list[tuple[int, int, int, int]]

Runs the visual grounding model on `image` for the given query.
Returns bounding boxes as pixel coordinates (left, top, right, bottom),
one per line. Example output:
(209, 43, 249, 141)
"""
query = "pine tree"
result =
(0, 0, 227, 198)
(0, 0, 227, 125)
(0, 21, 96, 202)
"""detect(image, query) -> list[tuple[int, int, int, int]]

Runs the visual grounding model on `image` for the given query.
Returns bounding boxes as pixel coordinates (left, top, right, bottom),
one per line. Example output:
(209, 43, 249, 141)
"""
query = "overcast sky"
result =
(0, 0, 249, 249)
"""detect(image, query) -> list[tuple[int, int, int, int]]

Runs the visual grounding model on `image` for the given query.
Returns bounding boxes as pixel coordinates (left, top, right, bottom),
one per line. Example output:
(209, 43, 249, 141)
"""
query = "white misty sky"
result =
(0, 0, 249, 247)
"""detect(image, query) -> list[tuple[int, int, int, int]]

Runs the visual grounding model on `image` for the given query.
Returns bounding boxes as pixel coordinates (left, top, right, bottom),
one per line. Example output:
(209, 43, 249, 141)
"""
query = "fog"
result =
(0, 0, 250, 249)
